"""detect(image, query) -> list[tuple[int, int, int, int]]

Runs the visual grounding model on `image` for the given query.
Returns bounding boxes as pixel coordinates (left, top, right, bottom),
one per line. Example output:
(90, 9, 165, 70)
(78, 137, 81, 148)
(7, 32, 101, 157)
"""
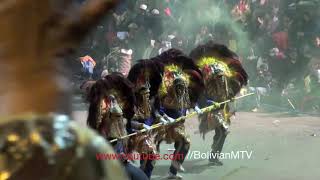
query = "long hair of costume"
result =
(153, 48, 184, 63)
(152, 49, 204, 105)
(80, 80, 96, 102)
(189, 41, 248, 94)
(153, 48, 203, 76)
(87, 72, 135, 130)
(127, 59, 164, 98)
(185, 69, 205, 106)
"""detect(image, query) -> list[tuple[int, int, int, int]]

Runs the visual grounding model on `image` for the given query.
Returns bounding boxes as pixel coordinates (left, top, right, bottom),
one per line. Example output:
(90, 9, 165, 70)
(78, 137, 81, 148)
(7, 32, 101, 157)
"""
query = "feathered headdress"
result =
(153, 49, 204, 104)
(87, 73, 135, 129)
(190, 41, 248, 93)
(158, 64, 190, 97)
(127, 59, 164, 98)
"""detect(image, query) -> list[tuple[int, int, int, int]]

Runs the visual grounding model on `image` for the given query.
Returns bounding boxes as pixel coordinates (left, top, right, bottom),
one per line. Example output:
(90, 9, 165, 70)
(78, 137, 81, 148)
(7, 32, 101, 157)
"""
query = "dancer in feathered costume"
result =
(190, 41, 248, 165)
(153, 49, 204, 179)
(127, 59, 164, 179)
(87, 73, 148, 180)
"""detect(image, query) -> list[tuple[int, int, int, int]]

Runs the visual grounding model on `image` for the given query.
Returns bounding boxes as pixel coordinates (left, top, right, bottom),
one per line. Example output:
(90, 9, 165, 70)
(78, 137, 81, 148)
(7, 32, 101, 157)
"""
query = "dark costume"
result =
(87, 73, 148, 180)
(152, 49, 204, 177)
(127, 60, 164, 178)
(190, 42, 248, 165)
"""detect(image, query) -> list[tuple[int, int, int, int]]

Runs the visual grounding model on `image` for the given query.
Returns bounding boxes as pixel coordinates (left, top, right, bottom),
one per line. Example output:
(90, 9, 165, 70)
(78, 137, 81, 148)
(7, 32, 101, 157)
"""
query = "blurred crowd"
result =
(75, 0, 320, 112)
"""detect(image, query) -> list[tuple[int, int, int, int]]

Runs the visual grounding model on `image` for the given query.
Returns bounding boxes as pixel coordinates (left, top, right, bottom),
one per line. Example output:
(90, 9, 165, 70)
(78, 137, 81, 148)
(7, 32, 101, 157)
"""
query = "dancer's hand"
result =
(194, 106, 203, 115)
(160, 117, 168, 125)
(143, 124, 152, 130)
(207, 100, 220, 108)
(164, 115, 175, 123)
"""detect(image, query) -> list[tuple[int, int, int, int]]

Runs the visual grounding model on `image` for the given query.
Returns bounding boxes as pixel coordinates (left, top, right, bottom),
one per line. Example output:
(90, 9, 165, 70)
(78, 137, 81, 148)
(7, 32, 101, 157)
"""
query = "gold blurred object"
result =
(0, 171, 10, 180)
(29, 132, 41, 144)
(0, 114, 128, 180)
(6, 134, 19, 143)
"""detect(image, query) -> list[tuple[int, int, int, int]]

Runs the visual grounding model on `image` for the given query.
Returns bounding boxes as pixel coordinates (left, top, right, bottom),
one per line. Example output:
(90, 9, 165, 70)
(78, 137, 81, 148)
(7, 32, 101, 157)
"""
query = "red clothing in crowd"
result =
(238, 0, 249, 13)
(164, 7, 171, 16)
(80, 55, 96, 67)
(272, 31, 288, 51)
(119, 49, 133, 76)
(275, 51, 286, 59)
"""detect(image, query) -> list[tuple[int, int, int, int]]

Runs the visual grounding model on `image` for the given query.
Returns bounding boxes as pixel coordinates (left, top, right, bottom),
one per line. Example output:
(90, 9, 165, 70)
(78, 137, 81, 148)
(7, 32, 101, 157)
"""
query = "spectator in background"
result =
(143, 39, 161, 59)
(127, 22, 147, 60)
(316, 36, 320, 47)
(231, 0, 250, 21)
(113, 7, 131, 30)
(195, 25, 213, 46)
(73, 0, 320, 111)
(101, 69, 109, 79)
(135, 4, 149, 27)
(249, 62, 272, 111)
(316, 65, 320, 83)
(80, 55, 96, 79)
(119, 48, 133, 76)
(171, 36, 186, 51)
(148, 9, 163, 37)
(158, 40, 171, 55)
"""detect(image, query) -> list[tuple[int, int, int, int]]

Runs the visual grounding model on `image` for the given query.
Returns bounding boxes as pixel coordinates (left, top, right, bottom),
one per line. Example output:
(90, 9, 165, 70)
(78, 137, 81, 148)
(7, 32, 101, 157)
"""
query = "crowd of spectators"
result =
(75, 0, 320, 111)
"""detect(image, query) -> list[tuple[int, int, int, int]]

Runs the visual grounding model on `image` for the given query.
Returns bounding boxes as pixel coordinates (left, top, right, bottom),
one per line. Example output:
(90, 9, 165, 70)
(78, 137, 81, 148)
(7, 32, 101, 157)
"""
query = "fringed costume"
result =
(127, 60, 164, 178)
(190, 41, 248, 165)
(87, 73, 149, 180)
(87, 73, 135, 147)
(152, 49, 204, 178)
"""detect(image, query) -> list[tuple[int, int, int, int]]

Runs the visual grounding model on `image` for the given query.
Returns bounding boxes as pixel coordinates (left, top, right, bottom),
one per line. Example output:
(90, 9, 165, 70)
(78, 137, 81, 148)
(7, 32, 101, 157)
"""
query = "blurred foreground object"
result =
(0, 0, 117, 115)
(0, 0, 128, 179)
(0, 114, 127, 180)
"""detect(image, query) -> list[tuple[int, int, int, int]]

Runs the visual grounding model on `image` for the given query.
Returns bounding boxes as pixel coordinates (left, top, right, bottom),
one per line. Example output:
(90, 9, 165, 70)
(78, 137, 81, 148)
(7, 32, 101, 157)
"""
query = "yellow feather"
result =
(159, 64, 191, 96)
(198, 57, 234, 77)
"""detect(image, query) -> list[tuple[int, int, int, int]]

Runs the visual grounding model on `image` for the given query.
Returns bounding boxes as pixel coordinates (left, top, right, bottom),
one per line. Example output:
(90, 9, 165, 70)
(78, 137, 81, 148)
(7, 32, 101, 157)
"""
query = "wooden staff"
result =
(110, 92, 254, 143)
